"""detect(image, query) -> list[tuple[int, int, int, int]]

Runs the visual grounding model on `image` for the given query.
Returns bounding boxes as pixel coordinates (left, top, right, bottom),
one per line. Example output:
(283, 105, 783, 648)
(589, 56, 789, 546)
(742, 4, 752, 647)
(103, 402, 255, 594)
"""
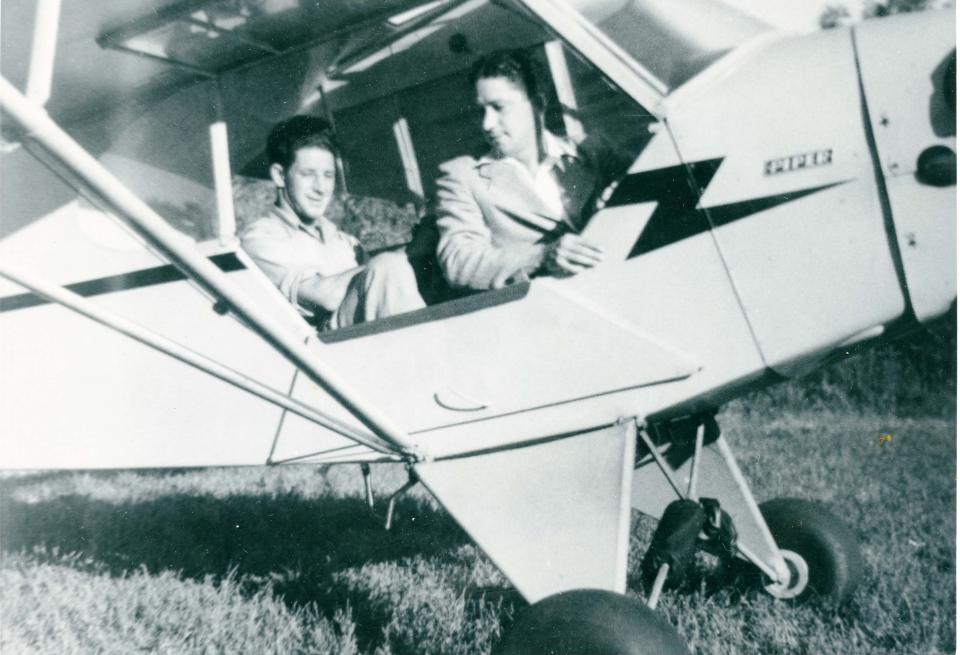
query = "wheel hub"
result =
(763, 549, 809, 599)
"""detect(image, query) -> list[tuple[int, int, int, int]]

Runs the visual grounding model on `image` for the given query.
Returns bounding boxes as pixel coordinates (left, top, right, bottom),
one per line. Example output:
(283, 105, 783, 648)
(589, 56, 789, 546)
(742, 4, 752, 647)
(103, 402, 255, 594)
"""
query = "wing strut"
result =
(0, 76, 425, 462)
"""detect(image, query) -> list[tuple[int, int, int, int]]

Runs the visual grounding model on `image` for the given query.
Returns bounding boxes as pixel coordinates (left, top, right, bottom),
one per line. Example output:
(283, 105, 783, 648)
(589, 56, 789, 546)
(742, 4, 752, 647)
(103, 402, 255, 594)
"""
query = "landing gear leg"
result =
(633, 415, 863, 607)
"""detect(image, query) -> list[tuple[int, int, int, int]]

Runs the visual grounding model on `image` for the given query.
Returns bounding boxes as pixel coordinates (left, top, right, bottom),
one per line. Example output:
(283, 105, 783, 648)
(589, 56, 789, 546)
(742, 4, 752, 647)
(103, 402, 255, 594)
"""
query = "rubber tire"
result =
(493, 589, 690, 655)
(759, 497, 864, 606)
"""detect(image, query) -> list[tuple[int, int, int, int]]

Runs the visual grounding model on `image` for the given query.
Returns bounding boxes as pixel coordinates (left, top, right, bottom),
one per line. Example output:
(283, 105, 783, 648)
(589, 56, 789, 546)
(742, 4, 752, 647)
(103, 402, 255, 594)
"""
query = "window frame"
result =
(514, 0, 668, 117)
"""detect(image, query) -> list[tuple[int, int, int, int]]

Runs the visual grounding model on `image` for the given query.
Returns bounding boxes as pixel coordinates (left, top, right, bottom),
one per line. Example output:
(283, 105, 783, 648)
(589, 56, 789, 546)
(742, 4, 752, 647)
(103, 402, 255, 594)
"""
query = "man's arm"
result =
(434, 159, 604, 288)
(295, 266, 361, 313)
(434, 159, 546, 290)
(240, 219, 360, 313)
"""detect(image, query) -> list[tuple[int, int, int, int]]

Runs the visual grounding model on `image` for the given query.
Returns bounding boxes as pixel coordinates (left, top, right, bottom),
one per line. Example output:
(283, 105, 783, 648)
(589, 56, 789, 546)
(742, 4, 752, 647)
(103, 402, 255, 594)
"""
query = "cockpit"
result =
(0, 0, 770, 250)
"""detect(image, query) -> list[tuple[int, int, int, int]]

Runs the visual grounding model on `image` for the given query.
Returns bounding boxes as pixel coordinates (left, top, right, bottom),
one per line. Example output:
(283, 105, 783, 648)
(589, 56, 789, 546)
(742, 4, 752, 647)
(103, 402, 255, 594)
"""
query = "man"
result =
(434, 49, 608, 291)
(241, 115, 424, 329)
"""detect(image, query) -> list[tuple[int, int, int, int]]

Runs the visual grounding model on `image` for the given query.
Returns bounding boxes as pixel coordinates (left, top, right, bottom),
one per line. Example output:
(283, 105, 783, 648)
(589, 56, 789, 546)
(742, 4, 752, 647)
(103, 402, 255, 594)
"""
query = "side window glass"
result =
(331, 99, 424, 249)
(555, 42, 657, 171)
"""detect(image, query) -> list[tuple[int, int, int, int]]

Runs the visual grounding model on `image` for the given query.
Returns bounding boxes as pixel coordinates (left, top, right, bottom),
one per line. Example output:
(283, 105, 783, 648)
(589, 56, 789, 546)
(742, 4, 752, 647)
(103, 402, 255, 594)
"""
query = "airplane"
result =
(0, 0, 955, 652)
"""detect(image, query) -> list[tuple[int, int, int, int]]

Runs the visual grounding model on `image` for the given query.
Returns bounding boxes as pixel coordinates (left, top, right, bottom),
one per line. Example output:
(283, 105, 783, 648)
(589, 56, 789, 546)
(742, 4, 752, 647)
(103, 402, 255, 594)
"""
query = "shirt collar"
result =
(475, 131, 579, 169)
(270, 202, 337, 242)
(542, 130, 578, 162)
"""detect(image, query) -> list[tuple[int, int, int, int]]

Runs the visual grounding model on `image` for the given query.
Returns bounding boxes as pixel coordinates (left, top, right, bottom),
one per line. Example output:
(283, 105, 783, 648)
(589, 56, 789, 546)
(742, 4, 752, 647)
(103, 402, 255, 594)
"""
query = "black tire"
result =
(493, 589, 690, 655)
(758, 497, 864, 606)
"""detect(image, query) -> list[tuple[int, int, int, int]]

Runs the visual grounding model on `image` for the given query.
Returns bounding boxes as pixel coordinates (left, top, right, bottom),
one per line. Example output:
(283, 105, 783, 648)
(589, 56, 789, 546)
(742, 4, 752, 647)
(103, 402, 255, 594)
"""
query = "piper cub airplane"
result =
(0, 0, 955, 651)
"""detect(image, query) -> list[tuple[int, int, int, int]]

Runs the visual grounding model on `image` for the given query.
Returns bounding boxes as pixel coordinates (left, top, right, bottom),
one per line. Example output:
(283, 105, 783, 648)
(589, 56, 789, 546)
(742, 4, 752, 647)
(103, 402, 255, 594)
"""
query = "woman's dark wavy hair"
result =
(267, 115, 341, 170)
(469, 49, 547, 111)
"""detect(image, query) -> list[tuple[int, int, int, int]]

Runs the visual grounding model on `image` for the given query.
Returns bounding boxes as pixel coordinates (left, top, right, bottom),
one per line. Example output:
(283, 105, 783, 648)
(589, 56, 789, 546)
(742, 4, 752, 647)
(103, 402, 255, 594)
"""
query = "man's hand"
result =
(539, 234, 605, 277)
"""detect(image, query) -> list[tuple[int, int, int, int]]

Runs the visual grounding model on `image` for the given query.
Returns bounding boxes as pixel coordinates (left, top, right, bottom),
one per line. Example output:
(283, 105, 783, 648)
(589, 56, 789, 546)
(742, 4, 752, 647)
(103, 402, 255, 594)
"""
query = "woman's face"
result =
(475, 75, 539, 161)
(272, 146, 336, 225)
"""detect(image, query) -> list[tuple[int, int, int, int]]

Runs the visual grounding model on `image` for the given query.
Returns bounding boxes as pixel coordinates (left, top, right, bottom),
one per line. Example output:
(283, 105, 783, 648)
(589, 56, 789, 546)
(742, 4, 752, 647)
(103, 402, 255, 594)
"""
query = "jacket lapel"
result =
(477, 158, 564, 235)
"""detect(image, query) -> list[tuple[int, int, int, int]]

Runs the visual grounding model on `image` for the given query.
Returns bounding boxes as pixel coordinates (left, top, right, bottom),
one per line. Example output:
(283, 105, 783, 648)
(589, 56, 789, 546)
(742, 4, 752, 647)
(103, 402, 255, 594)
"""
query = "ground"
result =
(0, 411, 954, 654)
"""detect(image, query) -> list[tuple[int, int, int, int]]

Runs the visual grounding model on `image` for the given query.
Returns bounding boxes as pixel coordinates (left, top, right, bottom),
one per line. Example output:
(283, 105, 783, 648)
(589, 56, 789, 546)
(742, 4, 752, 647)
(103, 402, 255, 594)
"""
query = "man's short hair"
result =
(267, 115, 340, 171)
(469, 49, 546, 111)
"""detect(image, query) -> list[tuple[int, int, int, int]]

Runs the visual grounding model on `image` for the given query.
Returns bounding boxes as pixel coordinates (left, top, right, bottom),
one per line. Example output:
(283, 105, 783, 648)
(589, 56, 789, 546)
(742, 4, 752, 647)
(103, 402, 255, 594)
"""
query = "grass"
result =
(730, 311, 956, 419)
(0, 410, 954, 655)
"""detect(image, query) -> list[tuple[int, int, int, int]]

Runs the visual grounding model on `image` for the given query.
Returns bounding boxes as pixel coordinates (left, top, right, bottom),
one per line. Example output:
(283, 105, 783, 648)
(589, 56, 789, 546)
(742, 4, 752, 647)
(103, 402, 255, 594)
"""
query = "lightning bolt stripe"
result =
(607, 159, 723, 209)
(704, 182, 846, 229)
(604, 158, 846, 258)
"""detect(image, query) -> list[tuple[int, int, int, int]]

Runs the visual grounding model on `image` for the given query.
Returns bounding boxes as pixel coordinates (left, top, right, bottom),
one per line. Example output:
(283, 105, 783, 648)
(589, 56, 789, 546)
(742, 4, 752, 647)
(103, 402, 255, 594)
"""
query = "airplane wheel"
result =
(758, 498, 864, 606)
(493, 589, 690, 655)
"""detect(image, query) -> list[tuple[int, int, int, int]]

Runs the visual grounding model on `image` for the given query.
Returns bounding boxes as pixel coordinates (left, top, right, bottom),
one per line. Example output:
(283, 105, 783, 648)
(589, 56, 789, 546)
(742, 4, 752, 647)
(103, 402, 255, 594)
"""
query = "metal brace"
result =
(360, 463, 374, 508)
(647, 562, 670, 610)
(636, 421, 686, 500)
(385, 467, 419, 530)
(636, 416, 719, 610)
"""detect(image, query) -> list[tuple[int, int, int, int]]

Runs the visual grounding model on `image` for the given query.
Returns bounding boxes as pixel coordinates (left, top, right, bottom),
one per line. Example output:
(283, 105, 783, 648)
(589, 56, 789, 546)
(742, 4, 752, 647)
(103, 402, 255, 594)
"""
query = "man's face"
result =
(271, 146, 336, 225)
(475, 76, 539, 161)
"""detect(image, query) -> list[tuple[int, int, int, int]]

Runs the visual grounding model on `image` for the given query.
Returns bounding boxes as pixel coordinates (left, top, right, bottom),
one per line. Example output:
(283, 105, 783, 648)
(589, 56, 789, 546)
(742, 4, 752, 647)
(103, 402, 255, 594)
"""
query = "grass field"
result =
(1, 410, 954, 655)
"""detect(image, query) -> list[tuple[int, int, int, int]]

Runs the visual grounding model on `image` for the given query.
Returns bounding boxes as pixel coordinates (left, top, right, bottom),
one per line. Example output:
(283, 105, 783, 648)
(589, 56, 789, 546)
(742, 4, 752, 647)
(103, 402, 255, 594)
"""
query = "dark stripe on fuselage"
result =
(607, 159, 721, 257)
(703, 182, 845, 228)
(605, 158, 846, 257)
(606, 159, 723, 208)
(0, 253, 245, 313)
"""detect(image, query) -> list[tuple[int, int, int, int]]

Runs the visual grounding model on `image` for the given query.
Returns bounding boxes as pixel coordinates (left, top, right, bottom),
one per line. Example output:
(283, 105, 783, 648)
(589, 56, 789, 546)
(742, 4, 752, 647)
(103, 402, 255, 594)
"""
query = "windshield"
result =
(562, 0, 772, 91)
